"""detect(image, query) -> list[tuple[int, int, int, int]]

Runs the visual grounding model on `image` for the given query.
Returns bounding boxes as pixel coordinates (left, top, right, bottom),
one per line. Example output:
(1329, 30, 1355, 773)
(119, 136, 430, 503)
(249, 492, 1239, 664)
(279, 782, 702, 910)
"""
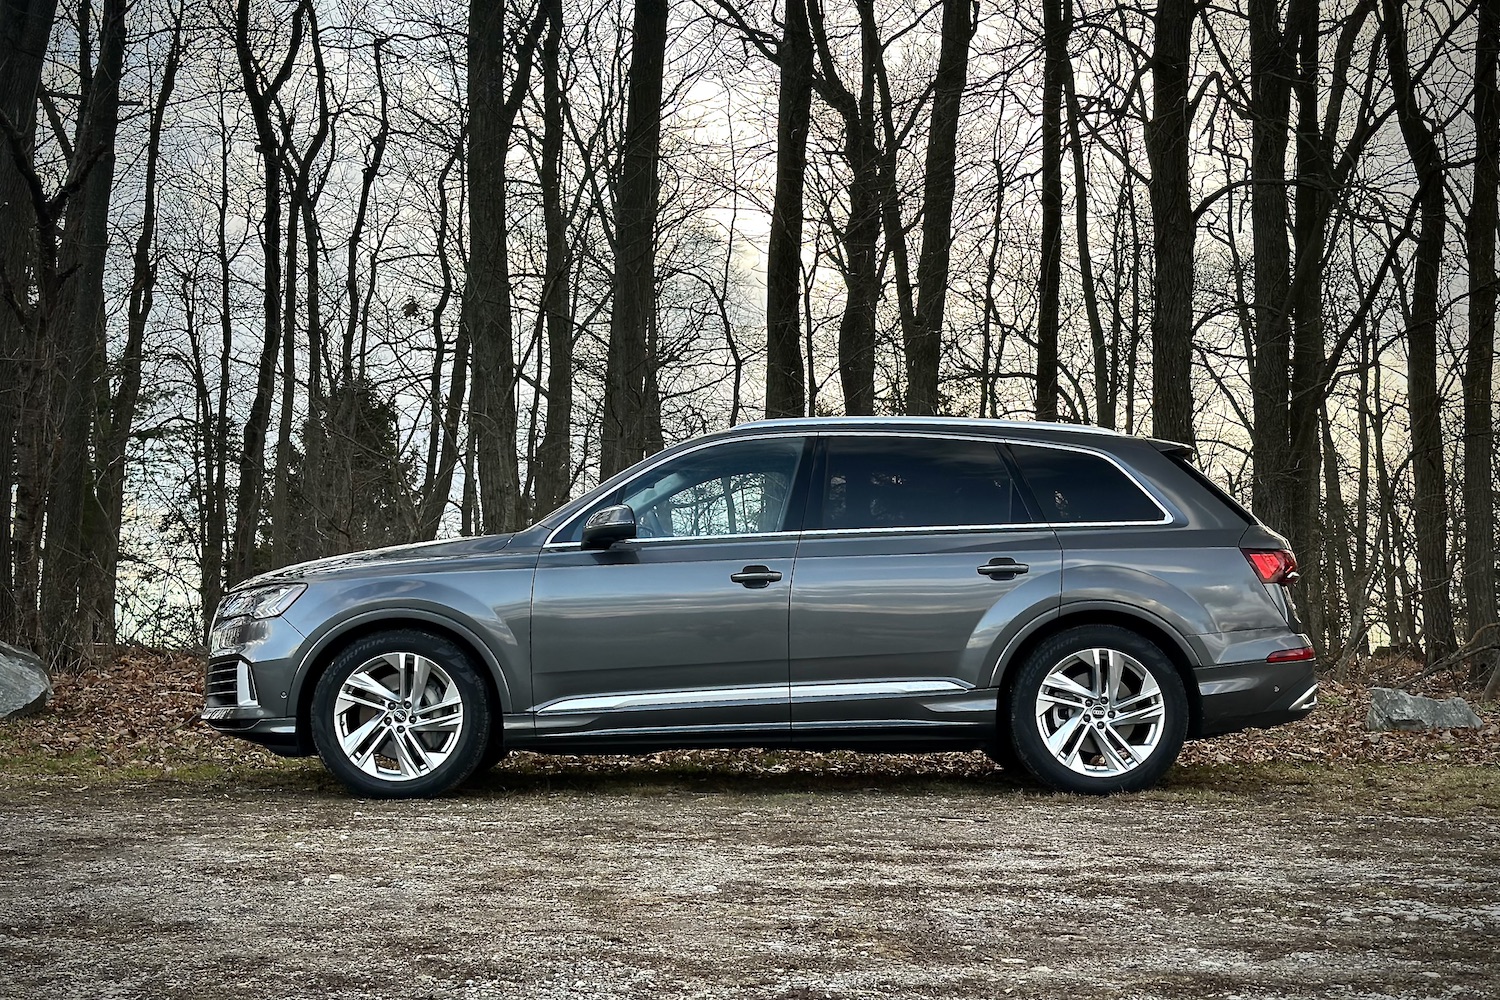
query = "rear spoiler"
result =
(1146, 437, 1195, 459)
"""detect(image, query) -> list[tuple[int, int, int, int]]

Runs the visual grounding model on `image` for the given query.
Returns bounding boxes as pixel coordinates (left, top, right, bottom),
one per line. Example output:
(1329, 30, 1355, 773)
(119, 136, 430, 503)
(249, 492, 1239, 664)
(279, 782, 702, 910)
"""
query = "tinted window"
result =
(588, 437, 806, 539)
(1169, 454, 1255, 525)
(817, 437, 1033, 529)
(1009, 444, 1164, 523)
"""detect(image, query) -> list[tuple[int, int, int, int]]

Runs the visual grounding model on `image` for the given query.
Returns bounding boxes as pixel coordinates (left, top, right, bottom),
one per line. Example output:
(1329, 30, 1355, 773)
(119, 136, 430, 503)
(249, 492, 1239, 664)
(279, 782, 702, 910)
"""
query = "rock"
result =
(1366, 687, 1482, 732)
(0, 641, 51, 719)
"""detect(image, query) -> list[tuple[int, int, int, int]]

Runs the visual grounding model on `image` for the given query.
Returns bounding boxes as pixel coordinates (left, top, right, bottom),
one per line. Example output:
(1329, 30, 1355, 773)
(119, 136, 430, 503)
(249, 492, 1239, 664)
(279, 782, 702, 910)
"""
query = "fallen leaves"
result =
(0, 647, 1495, 782)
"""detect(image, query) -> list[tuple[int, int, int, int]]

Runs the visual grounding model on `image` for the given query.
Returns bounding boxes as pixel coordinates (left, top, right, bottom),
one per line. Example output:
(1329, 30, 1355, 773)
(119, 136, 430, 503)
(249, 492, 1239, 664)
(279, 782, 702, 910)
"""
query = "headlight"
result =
(214, 583, 306, 624)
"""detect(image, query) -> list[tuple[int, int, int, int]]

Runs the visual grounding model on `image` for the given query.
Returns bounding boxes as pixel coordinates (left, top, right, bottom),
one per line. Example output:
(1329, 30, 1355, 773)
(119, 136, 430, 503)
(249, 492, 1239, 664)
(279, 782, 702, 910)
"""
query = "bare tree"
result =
(466, 0, 545, 526)
(1035, 0, 1064, 421)
(1381, 0, 1458, 664)
(0, 0, 58, 642)
(534, 0, 576, 512)
(764, 0, 813, 419)
(87, 0, 187, 642)
(907, 0, 975, 417)
(1144, 0, 1195, 445)
(601, 0, 669, 475)
(30, 0, 127, 668)
(1466, 0, 1500, 690)
(230, 0, 307, 583)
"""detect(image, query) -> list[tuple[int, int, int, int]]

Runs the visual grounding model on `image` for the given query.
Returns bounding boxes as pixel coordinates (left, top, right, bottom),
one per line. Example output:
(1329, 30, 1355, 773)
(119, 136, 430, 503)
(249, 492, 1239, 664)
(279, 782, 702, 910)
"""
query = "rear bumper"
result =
(1192, 658, 1318, 738)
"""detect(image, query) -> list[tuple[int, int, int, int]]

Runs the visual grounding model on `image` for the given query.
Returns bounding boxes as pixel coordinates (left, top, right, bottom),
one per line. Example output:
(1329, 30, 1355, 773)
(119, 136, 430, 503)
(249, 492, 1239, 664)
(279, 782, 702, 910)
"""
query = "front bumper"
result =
(199, 711, 305, 756)
(202, 613, 314, 756)
(1192, 657, 1318, 738)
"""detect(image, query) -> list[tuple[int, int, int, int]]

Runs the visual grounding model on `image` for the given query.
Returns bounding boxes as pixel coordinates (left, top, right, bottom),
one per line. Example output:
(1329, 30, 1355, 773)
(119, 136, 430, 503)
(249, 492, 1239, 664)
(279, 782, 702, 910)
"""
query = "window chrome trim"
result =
(808, 428, 1175, 530)
(543, 530, 799, 550)
(542, 427, 1177, 548)
(798, 523, 1051, 540)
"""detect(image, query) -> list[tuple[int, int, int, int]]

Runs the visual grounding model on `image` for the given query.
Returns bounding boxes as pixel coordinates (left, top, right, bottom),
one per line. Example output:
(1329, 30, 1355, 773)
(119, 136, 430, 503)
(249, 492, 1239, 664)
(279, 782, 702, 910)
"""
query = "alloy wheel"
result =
(1033, 646, 1167, 777)
(331, 651, 466, 782)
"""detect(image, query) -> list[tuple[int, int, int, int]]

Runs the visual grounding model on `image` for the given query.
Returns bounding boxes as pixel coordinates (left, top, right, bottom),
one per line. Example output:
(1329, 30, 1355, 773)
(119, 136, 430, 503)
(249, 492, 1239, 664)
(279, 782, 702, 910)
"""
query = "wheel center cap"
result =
(394, 709, 408, 723)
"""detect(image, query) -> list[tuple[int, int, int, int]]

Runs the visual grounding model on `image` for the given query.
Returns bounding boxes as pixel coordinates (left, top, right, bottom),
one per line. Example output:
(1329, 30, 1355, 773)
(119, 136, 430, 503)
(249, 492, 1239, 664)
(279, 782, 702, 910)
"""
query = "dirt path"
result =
(1, 769, 1496, 1000)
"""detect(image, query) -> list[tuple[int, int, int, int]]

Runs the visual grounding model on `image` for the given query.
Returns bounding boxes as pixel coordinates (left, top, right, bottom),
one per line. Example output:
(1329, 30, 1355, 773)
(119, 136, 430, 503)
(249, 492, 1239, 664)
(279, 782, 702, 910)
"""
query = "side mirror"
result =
(581, 504, 638, 550)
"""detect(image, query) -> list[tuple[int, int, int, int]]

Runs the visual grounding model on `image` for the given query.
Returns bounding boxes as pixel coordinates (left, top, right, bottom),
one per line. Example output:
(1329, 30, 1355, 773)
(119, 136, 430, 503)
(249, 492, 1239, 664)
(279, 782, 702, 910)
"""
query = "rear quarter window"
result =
(1008, 444, 1165, 524)
(1167, 455, 1257, 525)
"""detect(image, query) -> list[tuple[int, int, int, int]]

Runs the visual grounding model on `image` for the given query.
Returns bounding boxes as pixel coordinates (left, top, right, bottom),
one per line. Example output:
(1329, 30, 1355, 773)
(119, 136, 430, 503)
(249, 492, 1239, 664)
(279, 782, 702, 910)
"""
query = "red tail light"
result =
(1267, 645, 1315, 663)
(1243, 548, 1300, 585)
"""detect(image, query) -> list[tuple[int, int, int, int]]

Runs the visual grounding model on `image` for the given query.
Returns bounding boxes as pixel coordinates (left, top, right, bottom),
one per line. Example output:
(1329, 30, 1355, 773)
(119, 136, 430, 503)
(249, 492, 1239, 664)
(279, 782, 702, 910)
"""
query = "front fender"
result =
(283, 572, 534, 716)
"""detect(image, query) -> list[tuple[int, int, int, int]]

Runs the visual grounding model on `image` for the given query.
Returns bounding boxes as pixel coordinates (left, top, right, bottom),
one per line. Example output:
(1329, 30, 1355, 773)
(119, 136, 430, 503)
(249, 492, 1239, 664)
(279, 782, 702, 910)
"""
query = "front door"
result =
(529, 435, 810, 746)
(789, 434, 1062, 742)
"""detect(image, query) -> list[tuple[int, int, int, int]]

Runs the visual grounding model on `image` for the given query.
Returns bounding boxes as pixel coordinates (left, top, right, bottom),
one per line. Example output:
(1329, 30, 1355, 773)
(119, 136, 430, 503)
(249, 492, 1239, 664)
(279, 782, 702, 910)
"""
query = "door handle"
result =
(730, 565, 783, 588)
(977, 557, 1030, 579)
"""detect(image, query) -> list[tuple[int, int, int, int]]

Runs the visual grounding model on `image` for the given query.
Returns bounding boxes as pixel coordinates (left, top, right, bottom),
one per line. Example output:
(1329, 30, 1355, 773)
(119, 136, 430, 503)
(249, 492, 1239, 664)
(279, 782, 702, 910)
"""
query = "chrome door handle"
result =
(977, 558, 1029, 579)
(730, 565, 783, 588)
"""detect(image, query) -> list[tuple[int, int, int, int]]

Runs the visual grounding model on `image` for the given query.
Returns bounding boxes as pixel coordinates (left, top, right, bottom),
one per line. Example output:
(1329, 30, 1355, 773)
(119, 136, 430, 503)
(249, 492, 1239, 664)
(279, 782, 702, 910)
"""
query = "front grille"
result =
(205, 662, 239, 707)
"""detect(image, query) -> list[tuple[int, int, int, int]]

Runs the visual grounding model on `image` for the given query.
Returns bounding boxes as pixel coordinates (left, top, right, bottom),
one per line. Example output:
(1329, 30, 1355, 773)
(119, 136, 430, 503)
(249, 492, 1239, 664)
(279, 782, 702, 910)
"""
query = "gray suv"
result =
(203, 418, 1317, 797)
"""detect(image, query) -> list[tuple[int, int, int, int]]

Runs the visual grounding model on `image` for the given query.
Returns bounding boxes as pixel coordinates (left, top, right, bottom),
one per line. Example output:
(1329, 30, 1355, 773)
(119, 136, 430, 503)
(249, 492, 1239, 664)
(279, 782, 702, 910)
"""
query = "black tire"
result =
(477, 727, 508, 772)
(982, 736, 1028, 775)
(1004, 625, 1187, 794)
(311, 629, 492, 799)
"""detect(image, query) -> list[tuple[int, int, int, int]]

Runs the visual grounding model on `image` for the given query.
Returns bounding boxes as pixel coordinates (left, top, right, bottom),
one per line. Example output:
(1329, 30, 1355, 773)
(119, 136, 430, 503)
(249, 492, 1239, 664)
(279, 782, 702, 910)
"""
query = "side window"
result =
(1008, 444, 1165, 523)
(817, 437, 1033, 530)
(570, 437, 805, 540)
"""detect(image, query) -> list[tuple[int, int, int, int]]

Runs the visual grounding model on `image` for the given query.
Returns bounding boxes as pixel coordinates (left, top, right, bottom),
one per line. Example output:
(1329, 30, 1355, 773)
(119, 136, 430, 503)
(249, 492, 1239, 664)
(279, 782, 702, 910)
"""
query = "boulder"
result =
(0, 641, 51, 719)
(1366, 687, 1482, 732)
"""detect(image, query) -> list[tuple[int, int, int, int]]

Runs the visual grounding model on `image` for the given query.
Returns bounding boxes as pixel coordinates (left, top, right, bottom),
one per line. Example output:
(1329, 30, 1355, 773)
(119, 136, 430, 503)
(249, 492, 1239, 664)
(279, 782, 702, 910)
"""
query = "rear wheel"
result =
(311, 629, 491, 798)
(1005, 625, 1187, 794)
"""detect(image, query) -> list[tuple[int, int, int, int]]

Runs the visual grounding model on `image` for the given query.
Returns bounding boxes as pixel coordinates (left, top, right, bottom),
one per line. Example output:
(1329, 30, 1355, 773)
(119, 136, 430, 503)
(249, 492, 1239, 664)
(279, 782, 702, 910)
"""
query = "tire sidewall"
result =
(311, 629, 492, 798)
(1007, 625, 1188, 794)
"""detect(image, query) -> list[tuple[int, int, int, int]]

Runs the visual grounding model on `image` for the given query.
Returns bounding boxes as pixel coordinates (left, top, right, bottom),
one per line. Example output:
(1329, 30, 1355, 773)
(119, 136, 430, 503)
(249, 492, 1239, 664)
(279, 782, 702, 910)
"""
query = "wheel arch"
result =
(991, 604, 1203, 737)
(291, 610, 511, 754)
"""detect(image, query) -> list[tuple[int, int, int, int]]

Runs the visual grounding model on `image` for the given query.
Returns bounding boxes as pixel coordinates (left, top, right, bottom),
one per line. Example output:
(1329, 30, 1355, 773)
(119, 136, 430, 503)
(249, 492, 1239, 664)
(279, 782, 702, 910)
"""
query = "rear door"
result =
(788, 434, 1062, 742)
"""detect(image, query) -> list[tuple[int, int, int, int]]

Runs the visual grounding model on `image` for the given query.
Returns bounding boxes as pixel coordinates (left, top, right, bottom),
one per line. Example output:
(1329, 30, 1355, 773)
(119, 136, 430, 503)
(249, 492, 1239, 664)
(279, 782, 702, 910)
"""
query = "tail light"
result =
(1243, 548, 1300, 586)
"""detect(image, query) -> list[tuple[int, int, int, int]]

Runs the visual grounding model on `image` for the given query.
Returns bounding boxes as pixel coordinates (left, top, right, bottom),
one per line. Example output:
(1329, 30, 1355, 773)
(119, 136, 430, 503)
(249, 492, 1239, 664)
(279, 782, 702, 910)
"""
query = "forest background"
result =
(0, 0, 1496, 697)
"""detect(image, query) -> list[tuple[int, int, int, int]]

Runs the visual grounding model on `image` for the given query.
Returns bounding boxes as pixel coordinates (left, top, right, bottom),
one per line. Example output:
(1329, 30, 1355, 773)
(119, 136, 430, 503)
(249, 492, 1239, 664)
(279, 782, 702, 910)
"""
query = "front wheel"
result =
(311, 629, 491, 798)
(1005, 625, 1188, 794)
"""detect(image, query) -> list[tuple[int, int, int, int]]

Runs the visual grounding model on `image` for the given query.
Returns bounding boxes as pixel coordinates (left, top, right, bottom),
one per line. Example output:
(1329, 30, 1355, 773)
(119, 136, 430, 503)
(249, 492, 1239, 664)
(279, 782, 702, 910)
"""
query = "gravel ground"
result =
(2, 767, 1497, 1000)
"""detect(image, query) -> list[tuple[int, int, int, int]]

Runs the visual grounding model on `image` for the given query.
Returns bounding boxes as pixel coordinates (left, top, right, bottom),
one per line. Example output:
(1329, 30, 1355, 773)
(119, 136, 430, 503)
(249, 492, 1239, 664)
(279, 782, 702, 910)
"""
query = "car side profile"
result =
(202, 417, 1318, 797)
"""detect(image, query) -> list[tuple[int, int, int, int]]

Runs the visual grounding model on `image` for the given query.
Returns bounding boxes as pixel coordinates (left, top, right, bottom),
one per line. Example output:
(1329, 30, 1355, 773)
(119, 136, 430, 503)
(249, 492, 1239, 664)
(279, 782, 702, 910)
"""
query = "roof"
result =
(720, 416, 1194, 455)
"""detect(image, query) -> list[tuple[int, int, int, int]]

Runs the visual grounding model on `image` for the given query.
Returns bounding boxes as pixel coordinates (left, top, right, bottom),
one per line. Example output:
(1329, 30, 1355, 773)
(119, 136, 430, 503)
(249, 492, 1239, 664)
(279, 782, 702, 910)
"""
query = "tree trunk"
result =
(807, 0, 879, 417)
(1466, 0, 1500, 686)
(466, 0, 543, 527)
(1034, 0, 1064, 422)
(764, 0, 812, 420)
(419, 143, 463, 540)
(904, 0, 973, 417)
(601, 0, 669, 476)
(1144, 0, 1195, 445)
(0, 0, 57, 644)
(38, 0, 126, 669)
(1382, 0, 1459, 664)
(1062, 0, 1110, 429)
(230, 0, 306, 583)
(87, 5, 183, 646)
(1247, 0, 1302, 537)
(535, 0, 575, 513)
